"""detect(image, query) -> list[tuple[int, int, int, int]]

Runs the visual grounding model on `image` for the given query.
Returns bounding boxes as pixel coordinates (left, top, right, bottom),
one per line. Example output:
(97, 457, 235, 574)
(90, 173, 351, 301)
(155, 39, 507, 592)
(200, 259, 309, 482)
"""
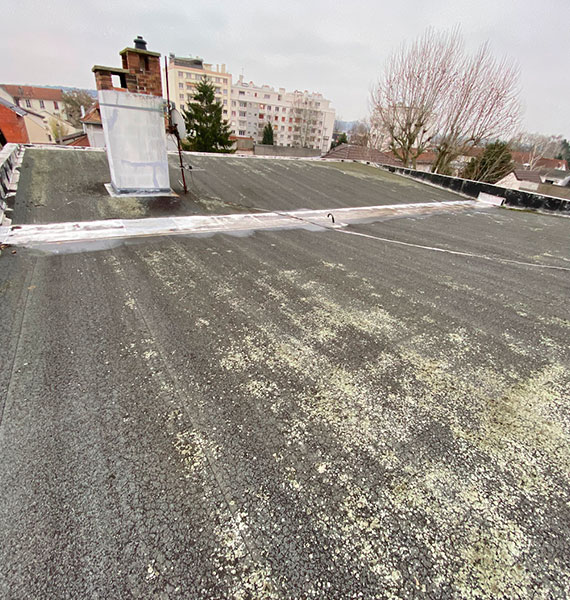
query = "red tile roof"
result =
(511, 152, 567, 170)
(323, 144, 401, 165)
(2, 85, 64, 102)
(67, 134, 90, 147)
(80, 104, 101, 124)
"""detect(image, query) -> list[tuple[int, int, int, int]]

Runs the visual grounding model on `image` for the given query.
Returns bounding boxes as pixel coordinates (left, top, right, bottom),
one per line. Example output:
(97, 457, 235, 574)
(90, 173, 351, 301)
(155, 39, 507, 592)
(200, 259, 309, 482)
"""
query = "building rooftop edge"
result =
(119, 47, 161, 58)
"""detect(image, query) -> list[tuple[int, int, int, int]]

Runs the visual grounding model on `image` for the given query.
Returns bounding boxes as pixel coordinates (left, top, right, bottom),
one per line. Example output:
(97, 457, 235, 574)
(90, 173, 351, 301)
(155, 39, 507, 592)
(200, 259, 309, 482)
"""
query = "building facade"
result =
(165, 54, 335, 154)
(229, 76, 334, 153)
(166, 55, 231, 119)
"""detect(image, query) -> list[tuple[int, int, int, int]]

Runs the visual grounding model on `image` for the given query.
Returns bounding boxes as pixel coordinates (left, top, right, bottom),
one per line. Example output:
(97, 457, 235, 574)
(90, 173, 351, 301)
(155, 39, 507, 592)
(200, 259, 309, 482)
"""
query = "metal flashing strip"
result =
(98, 102, 165, 114)
(1, 201, 476, 248)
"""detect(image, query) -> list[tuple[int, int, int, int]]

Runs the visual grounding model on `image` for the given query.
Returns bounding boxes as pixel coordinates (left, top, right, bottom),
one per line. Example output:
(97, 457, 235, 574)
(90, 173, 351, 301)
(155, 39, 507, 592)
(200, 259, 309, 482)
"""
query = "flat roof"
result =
(1, 147, 569, 598)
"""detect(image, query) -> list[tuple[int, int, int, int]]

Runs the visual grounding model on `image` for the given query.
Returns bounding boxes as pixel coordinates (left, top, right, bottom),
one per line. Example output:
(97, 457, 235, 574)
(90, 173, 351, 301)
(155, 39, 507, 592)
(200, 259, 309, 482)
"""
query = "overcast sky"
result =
(2, 0, 569, 137)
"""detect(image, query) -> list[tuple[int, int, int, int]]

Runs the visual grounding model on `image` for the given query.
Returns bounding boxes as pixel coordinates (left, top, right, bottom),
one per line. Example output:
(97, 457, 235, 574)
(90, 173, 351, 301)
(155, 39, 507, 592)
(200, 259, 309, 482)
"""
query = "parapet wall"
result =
(377, 164, 570, 214)
(0, 144, 22, 224)
(255, 145, 321, 158)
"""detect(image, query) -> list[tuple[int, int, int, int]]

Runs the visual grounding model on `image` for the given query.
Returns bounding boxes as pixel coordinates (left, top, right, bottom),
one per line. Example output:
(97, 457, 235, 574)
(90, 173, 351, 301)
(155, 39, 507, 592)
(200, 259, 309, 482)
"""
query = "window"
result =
(231, 111, 236, 116)
(282, 117, 285, 122)
(186, 73, 192, 79)
(179, 94, 184, 99)
(215, 77, 220, 83)
(239, 130, 246, 136)
(178, 71, 184, 77)
(215, 87, 221, 94)
(275, 107, 279, 112)
(239, 111, 246, 117)
(239, 91, 245, 96)
(239, 101, 247, 108)
(267, 105, 271, 110)
(53, 101, 59, 110)
(25, 99, 31, 108)
(223, 109, 227, 114)
(223, 89, 227, 94)
(232, 101, 236, 106)
(39, 100, 45, 109)
(223, 99, 227, 105)
(259, 114, 264, 119)
(179, 83, 184, 89)
(274, 116, 278, 121)
(264, 94, 270, 99)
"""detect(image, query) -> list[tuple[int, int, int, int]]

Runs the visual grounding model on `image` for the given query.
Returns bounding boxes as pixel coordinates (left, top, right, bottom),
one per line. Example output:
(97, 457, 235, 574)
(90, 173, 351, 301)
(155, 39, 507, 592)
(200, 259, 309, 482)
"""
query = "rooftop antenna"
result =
(164, 55, 188, 194)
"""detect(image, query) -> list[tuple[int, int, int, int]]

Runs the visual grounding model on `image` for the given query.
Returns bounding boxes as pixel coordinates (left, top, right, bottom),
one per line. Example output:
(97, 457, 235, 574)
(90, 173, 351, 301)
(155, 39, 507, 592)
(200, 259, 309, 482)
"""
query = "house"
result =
(0, 84, 81, 143)
(0, 96, 51, 144)
(511, 151, 567, 171)
(80, 104, 103, 147)
(496, 169, 542, 192)
(541, 169, 570, 187)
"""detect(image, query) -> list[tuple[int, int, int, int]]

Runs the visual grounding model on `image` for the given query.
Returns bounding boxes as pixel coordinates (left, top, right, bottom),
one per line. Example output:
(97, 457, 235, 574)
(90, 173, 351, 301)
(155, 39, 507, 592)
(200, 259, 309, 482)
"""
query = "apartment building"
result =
(230, 76, 335, 153)
(166, 54, 231, 119)
(166, 54, 335, 153)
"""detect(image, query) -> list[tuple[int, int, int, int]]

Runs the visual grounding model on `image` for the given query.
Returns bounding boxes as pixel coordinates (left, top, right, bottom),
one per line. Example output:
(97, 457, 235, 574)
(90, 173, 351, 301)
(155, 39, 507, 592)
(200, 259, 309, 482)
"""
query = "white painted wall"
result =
(98, 90, 170, 193)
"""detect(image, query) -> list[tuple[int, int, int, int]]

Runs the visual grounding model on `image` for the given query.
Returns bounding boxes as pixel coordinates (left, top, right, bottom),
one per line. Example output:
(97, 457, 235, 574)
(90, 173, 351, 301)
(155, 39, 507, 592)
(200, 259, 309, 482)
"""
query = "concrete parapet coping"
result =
(373, 162, 570, 214)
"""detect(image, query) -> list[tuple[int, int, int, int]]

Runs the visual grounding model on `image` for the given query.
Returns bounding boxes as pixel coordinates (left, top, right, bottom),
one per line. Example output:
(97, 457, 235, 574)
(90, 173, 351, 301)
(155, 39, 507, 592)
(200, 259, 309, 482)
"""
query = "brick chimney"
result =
(92, 36, 163, 97)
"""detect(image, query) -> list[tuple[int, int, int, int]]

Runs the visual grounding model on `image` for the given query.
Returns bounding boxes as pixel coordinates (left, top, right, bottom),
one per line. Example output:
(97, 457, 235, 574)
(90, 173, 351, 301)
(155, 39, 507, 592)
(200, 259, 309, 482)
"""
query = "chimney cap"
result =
(134, 36, 147, 50)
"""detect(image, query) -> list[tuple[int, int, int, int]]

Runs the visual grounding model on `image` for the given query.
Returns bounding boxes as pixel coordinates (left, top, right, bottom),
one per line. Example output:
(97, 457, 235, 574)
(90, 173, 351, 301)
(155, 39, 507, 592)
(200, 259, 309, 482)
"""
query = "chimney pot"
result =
(134, 36, 147, 50)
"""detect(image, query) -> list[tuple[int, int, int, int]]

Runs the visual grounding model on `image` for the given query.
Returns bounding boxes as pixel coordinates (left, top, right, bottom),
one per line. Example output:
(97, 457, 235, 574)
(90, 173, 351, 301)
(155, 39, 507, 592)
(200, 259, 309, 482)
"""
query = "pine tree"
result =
(262, 122, 274, 145)
(182, 80, 233, 153)
(462, 141, 513, 183)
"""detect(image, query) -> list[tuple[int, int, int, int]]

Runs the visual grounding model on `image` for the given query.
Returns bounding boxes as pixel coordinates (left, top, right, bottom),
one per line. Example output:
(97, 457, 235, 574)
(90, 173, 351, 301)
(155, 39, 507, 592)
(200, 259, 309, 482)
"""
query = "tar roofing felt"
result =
(1, 147, 569, 598)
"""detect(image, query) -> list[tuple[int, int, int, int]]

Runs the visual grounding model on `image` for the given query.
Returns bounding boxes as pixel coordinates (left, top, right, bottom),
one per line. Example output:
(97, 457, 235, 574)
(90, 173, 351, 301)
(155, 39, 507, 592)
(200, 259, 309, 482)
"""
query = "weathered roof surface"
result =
(514, 169, 542, 183)
(322, 143, 401, 165)
(12, 148, 464, 225)
(1, 147, 569, 598)
(2, 84, 64, 101)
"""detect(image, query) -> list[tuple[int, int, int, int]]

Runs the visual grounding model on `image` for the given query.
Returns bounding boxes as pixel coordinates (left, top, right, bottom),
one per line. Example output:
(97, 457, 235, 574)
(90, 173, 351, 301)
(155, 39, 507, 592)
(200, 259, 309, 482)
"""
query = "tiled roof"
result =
(2, 85, 64, 102)
(513, 170, 542, 184)
(511, 152, 567, 170)
(81, 104, 101, 124)
(322, 144, 401, 165)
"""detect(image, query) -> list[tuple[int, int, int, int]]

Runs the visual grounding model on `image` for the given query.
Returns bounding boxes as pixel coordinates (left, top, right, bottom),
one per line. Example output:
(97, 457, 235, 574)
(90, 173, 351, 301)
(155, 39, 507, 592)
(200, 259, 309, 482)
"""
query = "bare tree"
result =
(431, 43, 521, 174)
(371, 28, 462, 167)
(49, 117, 68, 144)
(349, 119, 370, 146)
(290, 91, 319, 148)
(371, 29, 521, 172)
(512, 132, 564, 170)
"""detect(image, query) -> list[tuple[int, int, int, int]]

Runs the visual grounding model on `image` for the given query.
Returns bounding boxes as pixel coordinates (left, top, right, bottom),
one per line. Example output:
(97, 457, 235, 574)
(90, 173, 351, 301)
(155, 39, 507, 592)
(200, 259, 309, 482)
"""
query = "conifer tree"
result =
(262, 122, 274, 145)
(183, 80, 233, 153)
(462, 141, 513, 183)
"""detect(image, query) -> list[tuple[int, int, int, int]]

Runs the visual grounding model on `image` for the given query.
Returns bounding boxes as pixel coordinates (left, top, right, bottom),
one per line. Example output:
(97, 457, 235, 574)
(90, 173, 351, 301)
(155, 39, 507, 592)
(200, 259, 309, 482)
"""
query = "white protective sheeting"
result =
(98, 89, 170, 194)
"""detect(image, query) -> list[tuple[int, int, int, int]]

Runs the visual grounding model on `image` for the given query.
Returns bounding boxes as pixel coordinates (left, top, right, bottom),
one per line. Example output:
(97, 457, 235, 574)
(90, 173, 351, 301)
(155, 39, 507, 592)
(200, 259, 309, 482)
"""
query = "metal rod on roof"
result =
(165, 55, 187, 195)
